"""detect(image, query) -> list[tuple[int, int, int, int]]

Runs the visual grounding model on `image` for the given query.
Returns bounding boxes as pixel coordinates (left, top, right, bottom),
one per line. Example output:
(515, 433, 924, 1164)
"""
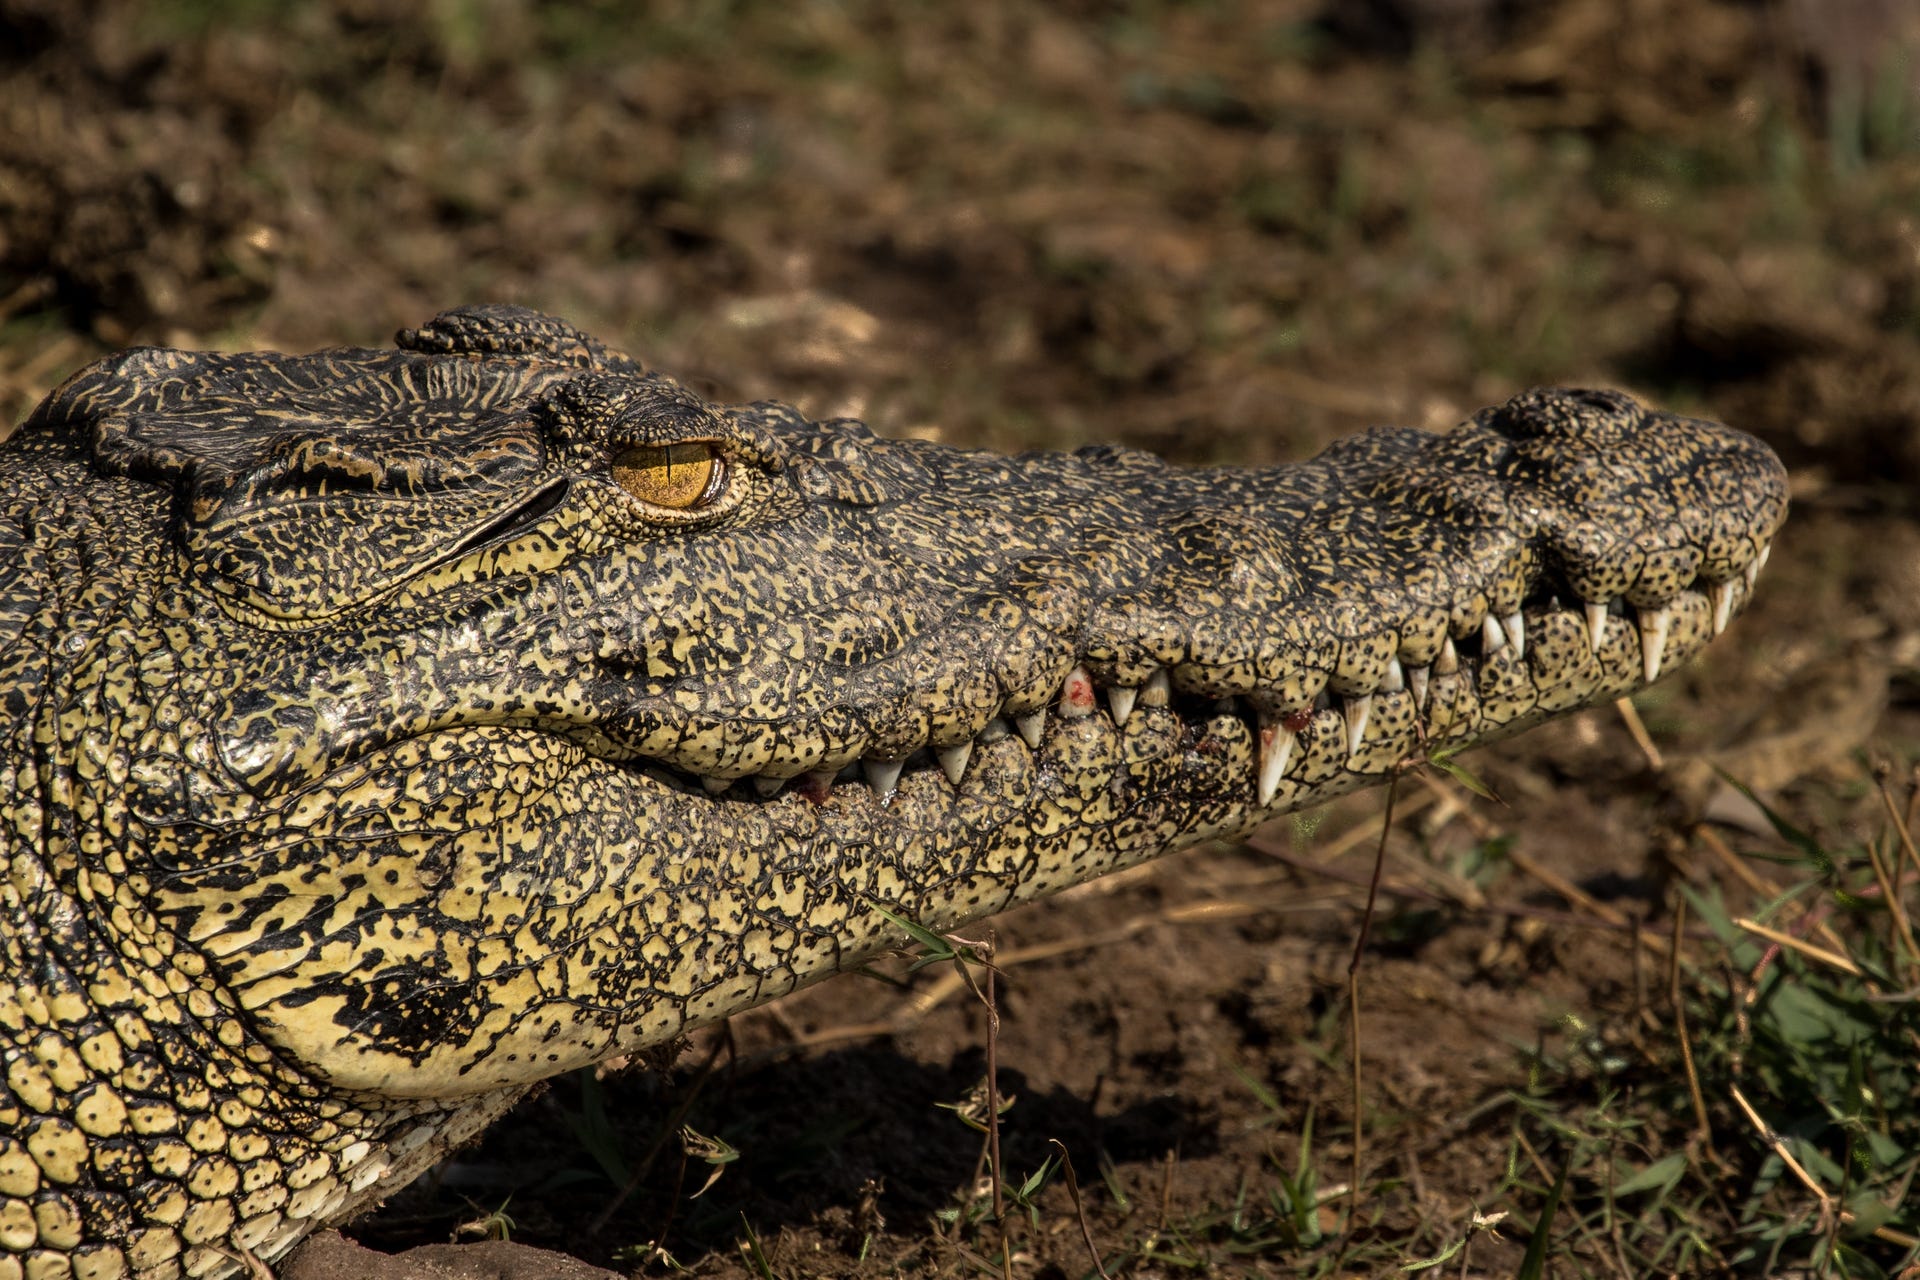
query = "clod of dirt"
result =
(282, 1231, 620, 1280)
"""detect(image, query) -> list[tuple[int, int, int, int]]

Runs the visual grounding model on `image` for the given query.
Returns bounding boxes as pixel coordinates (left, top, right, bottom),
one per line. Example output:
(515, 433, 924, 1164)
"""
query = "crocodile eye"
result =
(611, 442, 726, 510)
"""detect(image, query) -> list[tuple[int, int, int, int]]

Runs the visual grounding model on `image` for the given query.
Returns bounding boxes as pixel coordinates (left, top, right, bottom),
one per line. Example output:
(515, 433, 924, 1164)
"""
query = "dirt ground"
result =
(4, 1, 1919, 1276)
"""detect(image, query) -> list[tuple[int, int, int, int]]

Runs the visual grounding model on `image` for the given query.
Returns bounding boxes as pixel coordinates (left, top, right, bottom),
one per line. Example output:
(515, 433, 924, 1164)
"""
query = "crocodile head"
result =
(2, 306, 1786, 1275)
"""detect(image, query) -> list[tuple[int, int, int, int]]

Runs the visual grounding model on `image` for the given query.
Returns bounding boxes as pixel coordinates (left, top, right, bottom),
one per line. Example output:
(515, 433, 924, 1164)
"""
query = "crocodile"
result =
(0, 305, 1786, 1279)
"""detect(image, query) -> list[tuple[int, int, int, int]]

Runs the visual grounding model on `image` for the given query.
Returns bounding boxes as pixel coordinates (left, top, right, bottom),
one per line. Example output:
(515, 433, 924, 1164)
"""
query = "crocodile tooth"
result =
(1502, 611, 1525, 661)
(1059, 665, 1096, 719)
(1639, 605, 1672, 682)
(1481, 614, 1506, 655)
(1139, 667, 1171, 708)
(753, 776, 785, 798)
(1107, 684, 1138, 726)
(1585, 601, 1609, 654)
(979, 717, 1011, 744)
(1380, 655, 1405, 694)
(1344, 693, 1372, 755)
(700, 775, 732, 795)
(1743, 539, 1770, 590)
(803, 767, 839, 793)
(863, 757, 905, 797)
(936, 741, 972, 785)
(1434, 635, 1459, 675)
(1015, 709, 1047, 748)
(1407, 663, 1430, 709)
(1708, 580, 1734, 635)
(1256, 718, 1297, 806)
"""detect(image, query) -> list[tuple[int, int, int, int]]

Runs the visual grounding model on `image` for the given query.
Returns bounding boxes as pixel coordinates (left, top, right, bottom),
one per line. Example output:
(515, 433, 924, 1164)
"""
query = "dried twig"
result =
(1668, 900, 1712, 1148)
(1694, 825, 1852, 958)
(1507, 844, 1670, 959)
(1048, 1140, 1112, 1280)
(1613, 696, 1665, 771)
(1733, 917, 1864, 976)
(1730, 1072, 1920, 1249)
(1871, 764, 1920, 971)
(1342, 774, 1400, 1243)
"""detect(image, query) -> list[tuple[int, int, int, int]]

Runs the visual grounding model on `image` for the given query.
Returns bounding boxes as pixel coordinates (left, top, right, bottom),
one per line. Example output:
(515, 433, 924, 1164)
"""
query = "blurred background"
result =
(6, 0, 1918, 476)
(5, 2, 1920, 1276)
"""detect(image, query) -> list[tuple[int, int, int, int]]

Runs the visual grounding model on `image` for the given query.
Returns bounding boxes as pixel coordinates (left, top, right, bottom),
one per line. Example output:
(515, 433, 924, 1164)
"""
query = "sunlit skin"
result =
(0, 307, 1786, 1278)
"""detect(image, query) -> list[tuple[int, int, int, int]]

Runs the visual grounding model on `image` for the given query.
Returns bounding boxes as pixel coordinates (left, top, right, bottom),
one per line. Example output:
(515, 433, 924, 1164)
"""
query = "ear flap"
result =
(55, 344, 579, 619)
(169, 411, 556, 617)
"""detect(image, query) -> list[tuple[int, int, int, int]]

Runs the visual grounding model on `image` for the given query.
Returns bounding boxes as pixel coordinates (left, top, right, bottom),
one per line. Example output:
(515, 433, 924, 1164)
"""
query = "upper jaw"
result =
(188, 385, 1780, 821)
(583, 389, 1786, 812)
(603, 532, 1776, 812)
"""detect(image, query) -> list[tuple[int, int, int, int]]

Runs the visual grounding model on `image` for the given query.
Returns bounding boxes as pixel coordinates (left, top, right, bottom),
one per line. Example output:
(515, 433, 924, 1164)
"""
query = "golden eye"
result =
(611, 442, 726, 510)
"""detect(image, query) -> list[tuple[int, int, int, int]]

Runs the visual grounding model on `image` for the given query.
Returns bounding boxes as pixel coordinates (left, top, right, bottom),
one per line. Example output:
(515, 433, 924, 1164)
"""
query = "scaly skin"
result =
(0, 307, 1786, 1278)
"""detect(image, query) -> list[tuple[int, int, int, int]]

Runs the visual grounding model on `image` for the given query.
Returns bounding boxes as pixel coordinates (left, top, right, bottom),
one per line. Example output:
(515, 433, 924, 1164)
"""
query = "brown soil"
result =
(4, 1, 1919, 1276)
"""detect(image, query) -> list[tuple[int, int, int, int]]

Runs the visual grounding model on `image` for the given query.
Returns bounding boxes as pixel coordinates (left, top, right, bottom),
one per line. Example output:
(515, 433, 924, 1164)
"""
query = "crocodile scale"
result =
(0, 306, 1787, 1278)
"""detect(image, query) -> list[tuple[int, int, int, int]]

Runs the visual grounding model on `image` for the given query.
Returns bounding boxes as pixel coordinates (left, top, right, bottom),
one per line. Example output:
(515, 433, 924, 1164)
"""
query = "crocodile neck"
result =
(0, 451, 466, 1271)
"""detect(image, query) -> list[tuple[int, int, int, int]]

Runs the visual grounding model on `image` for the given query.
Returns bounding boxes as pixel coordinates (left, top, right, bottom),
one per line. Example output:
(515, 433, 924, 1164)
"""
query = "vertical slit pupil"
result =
(612, 442, 721, 510)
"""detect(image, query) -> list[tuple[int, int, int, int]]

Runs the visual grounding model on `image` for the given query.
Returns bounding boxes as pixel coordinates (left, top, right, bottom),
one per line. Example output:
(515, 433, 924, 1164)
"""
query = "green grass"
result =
(1457, 767, 1920, 1278)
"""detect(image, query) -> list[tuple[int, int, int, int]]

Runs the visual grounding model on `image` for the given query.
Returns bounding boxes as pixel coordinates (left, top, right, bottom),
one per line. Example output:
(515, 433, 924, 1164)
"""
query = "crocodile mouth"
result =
(622, 538, 1773, 808)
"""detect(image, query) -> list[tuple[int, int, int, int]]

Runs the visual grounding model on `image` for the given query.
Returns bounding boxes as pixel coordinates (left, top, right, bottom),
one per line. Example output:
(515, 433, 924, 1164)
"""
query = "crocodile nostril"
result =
(1480, 386, 1641, 442)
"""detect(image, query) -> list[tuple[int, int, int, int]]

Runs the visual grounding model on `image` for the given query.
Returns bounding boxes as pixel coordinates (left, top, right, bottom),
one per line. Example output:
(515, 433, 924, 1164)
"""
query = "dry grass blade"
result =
(1729, 1084, 1833, 1219)
(1339, 773, 1401, 1257)
(982, 948, 1011, 1280)
(1733, 917, 1865, 976)
(1046, 1140, 1111, 1280)
(1612, 696, 1666, 771)
(1872, 763, 1920, 972)
(1695, 824, 1855, 958)
(1667, 899, 1713, 1148)
(1508, 845, 1671, 959)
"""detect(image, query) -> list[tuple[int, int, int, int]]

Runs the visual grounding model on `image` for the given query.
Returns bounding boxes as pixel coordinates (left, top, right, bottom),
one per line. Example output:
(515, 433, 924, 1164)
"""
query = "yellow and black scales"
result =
(0, 307, 1787, 1278)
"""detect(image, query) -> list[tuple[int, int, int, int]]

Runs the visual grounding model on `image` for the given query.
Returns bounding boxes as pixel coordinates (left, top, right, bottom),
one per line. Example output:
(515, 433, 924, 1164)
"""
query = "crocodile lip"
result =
(612, 536, 1774, 808)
